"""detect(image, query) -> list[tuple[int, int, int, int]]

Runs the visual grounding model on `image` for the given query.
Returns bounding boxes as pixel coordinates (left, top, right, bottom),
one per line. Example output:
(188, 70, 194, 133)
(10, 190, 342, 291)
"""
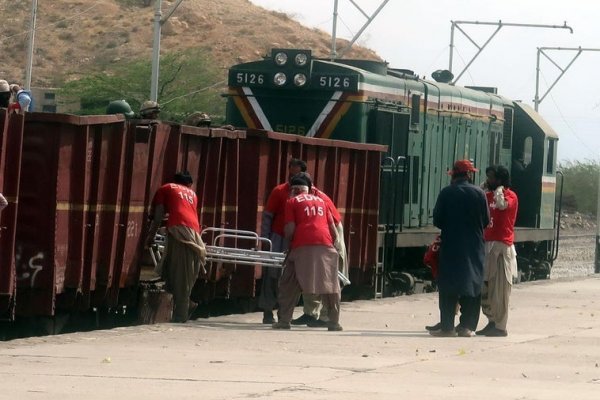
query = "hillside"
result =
(0, 0, 380, 88)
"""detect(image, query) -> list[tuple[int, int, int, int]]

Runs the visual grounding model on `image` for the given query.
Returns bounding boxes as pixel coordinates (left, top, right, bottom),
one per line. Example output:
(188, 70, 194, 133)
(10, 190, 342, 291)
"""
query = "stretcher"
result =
(151, 227, 351, 286)
(202, 227, 287, 267)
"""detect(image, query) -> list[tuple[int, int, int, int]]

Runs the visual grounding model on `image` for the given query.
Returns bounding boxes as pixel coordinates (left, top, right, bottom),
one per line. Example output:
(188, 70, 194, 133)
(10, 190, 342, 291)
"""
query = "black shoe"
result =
(307, 319, 328, 328)
(475, 321, 496, 336)
(272, 321, 291, 330)
(262, 311, 275, 324)
(188, 301, 198, 320)
(484, 327, 508, 337)
(425, 322, 442, 332)
(291, 314, 316, 325)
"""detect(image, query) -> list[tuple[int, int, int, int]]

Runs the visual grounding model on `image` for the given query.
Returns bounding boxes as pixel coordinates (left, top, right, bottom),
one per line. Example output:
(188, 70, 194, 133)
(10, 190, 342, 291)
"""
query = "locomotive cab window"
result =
(546, 138, 556, 174)
(523, 137, 533, 166)
(410, 94, 421, 125)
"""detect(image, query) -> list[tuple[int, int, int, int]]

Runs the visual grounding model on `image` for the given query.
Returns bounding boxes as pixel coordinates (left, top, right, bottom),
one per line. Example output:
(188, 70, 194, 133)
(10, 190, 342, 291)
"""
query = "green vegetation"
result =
(558, 160, 600, 215)
(115, 0, 150, 7)
(59, 49, 226, 122)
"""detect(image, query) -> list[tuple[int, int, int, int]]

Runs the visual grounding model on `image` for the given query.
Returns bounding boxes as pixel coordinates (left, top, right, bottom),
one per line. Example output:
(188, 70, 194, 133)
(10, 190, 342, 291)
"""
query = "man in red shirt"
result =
(477, 165, 518, 337)
(259, 159, 306, 323)
(272, 174, 343, 331)
(145, 172, 206, 323)
(291, 183, 347, 327)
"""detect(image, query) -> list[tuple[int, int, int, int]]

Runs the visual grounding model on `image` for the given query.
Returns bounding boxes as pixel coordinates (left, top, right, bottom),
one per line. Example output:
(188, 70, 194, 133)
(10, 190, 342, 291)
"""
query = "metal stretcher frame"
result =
(205, 228, 351, 286)
(152, 228, 351, 286)
(202, 227, 286, 268)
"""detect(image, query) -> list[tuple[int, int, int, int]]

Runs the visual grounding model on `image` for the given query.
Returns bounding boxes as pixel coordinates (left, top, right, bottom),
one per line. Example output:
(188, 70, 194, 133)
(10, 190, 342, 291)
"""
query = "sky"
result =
(249, 0, 600, 162)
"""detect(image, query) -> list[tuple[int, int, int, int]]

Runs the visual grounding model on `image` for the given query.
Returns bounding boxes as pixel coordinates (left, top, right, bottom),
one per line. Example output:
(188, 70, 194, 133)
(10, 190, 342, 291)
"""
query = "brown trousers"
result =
(277, 256, 340, 325)
(162, 228, 204, 322)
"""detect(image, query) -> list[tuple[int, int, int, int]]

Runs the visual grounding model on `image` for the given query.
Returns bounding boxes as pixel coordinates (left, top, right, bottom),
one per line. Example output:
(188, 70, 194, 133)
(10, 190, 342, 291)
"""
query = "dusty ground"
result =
(2, 276, 600, 400)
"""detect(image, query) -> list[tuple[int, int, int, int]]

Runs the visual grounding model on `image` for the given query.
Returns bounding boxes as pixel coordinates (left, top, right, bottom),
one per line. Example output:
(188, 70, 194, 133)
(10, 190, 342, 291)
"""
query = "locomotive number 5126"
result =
(314, 75, 358, 90)
(235, 72, 265, 85)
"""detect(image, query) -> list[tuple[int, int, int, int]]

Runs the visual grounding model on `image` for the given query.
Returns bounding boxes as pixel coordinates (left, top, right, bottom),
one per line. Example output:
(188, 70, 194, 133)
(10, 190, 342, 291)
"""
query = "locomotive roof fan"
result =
(431, 69, 454, 84)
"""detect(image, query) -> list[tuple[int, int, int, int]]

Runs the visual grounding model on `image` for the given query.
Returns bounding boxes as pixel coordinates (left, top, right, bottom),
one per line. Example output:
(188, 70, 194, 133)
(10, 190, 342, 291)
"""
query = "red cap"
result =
(448, 159, 478, 176)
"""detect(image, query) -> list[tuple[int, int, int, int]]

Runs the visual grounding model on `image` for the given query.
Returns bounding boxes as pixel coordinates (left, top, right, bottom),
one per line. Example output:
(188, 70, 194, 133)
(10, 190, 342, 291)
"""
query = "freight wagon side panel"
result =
(15, 115, 60, 316)
(117, 122, 179, 293)
(88, 122, 128, 308)
(16, 114, 127, 317)
(0, 111, 24, 320)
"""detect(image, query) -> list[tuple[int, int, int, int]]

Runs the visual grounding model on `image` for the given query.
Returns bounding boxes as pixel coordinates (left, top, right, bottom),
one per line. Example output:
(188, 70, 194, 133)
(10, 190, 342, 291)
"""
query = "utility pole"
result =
(532, 46, 600, 272)
(448, 20, 573, 85)
(25, 0, 38, 90)
(150, 0, 185, 102)
(330, 0, 390, 60)
(330, 0, 339, 59)
(534, 47, 600, 111)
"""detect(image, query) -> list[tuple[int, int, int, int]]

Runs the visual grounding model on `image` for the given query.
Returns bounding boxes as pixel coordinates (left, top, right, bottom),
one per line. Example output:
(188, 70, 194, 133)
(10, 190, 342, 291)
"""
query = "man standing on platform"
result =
(272, 174, 343, 331)
(431, 160, 489, 337)
(292, 184, 347, 327)
(145, 172, 206, 323)
(477, 165, 518, 337)
(259, 158, 307, 323)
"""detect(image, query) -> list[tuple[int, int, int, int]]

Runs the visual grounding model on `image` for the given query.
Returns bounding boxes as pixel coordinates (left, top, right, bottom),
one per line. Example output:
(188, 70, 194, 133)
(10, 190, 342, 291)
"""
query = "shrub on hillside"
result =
(58, 49, 225, 122)
(558, 160, 599, 215)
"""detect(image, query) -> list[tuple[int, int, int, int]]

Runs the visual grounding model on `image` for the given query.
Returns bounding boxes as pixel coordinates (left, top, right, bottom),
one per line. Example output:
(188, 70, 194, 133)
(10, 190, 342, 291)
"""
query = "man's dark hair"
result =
(288, 158, 307, 172)
(173, 171, 193, 185)
(290, 172, 312, 190)
(485, 165, 497, 175)
(495, 165, 511, 187)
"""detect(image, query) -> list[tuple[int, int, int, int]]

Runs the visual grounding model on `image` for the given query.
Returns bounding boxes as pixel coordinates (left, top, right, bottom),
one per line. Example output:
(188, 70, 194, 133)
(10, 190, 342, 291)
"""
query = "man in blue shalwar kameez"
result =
(431, 160, 490, 337)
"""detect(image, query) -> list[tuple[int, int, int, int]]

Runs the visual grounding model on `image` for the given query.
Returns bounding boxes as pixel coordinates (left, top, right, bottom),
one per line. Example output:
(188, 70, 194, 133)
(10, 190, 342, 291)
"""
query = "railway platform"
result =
(1, 276, 599, 400)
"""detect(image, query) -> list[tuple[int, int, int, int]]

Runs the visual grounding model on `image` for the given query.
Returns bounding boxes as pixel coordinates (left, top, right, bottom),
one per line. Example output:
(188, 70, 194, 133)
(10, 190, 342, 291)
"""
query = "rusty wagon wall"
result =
(10, 114, 385, 318)
(0, 111, 24, 320)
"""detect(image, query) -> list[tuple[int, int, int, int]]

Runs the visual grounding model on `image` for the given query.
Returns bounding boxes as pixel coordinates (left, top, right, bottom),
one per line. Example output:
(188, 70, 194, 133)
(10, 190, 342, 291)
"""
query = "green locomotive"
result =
(226, 48, 560, 295)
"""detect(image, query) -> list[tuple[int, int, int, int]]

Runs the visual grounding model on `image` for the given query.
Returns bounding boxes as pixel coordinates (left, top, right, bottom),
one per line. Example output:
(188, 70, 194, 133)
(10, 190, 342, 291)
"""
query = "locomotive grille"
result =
(502, 108, 514, 149)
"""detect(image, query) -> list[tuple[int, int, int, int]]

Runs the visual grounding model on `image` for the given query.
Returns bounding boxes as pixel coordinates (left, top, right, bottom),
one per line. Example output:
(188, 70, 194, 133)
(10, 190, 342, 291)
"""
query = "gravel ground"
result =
(551, 232, 597, 279)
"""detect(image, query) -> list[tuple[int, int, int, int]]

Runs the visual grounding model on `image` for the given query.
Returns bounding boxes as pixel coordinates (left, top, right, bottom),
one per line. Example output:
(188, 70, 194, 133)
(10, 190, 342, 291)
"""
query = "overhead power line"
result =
(0, 1, 102, 44)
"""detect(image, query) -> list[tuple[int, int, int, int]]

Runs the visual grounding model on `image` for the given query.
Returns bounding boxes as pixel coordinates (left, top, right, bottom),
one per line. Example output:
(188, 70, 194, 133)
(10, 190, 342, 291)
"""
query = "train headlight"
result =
(274, 52, 288, 66)
(294, 53, 308, 66)
(293, 73, 307, 87)
(273, 72, 287, 86)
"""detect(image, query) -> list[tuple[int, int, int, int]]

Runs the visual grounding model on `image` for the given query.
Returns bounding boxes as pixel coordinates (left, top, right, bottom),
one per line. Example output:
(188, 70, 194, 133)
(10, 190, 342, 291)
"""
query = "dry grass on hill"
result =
(0, 0, 380, 87)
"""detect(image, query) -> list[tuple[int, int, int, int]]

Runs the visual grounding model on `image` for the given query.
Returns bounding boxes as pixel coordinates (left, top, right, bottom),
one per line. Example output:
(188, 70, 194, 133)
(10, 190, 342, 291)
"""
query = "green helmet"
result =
(106, 99, 134, 118)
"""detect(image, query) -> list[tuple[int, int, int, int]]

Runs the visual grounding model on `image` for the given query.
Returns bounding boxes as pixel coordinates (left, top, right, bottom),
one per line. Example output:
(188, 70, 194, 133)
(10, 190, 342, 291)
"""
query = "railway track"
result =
(552, 232, 596, 279)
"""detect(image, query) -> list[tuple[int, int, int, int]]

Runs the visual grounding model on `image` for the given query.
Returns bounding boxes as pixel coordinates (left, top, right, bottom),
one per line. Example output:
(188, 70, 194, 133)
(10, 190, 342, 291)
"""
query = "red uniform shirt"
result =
(284, 193, 334, 249)
(484, 188, 518, 245)
(264, 182, 290, 236)
(152, 183, 201, 233)
(312, 187, 341, 224)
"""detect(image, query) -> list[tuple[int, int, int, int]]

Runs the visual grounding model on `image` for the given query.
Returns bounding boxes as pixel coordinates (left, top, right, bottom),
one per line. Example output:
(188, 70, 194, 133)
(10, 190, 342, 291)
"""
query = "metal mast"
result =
(150, 0, 185, 102)
(448, 20, 573, 85)
(25, 0, 38, 90)
(534, 47, 600, 111)
(533, 46, 600, 273)
(330, 0, 390, 60)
